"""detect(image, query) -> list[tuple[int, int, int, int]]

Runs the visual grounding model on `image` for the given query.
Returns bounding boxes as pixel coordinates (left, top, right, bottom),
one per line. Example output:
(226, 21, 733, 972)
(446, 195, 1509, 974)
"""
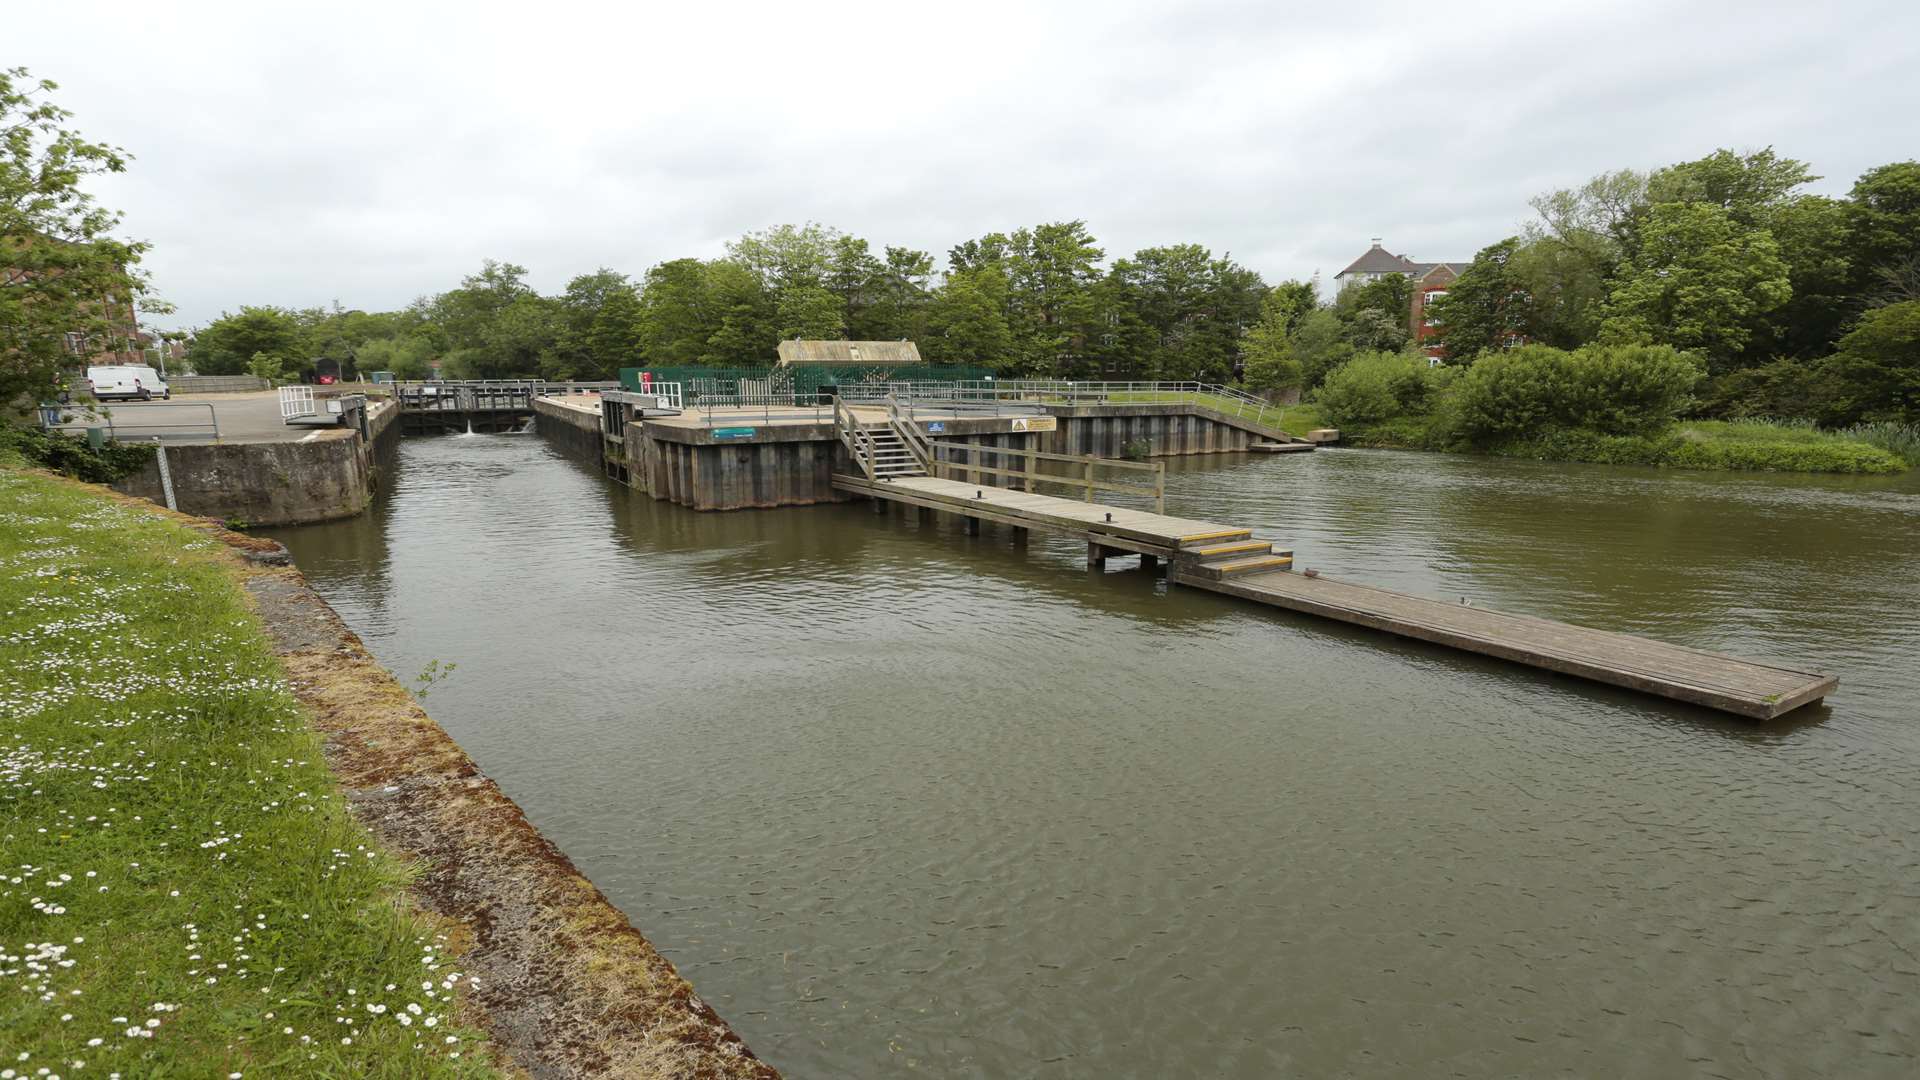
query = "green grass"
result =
(1836, 421, 1920, 467)
(1095, 390, 1321, 433)
(1492, 422, 1905, 474)
(0, 468, 496, 1078)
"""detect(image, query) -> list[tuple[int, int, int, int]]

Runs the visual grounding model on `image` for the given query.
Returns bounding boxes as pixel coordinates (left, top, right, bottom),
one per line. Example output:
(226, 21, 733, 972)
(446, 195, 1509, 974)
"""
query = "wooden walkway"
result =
(1186, 569, 1835, 720)
(834, 475, 1247, 556)
(834, 473, 1837, 720)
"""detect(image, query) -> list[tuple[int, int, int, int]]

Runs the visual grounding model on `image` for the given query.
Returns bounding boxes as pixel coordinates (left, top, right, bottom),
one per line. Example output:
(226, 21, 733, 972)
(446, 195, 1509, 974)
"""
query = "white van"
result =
(86, 365, 170, 401)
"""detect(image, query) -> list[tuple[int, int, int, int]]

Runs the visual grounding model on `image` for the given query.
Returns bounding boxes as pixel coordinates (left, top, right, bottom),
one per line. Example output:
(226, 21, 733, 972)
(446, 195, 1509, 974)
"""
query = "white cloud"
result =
(13, 0, 1916, 327)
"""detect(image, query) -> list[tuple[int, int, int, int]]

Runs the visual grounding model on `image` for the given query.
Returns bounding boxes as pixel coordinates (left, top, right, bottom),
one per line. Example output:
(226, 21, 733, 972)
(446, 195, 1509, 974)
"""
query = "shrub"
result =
(1314, 351, 1441, 427)
(0, 423, 155, 482)
(1451, 343, 1702, 444)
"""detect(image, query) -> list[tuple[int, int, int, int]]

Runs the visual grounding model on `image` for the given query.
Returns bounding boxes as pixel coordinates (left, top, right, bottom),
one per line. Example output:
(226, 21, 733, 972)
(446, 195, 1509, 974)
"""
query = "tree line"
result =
(1423, 149, 1919, 425)
(186, 223, 1275, 383)
(183, 147, 1918, 429)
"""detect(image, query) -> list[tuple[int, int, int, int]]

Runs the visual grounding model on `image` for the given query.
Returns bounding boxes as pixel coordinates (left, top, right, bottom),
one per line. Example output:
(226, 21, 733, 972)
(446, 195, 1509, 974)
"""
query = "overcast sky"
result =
(14, 0, 1918, 330)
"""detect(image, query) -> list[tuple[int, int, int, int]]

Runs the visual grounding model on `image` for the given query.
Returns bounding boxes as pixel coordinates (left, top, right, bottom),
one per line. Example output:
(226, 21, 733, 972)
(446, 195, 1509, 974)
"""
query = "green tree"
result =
(1599, 202, 1790, 369)
(1645, 147, 1816, 229)
(1106, 244, 1266, 381)
(188, 307, 306, 376)
(1814, 300, 1920, 423)
(584, 284, 645, 375)
(1239, 280, 1316, 393)
(700, 258, 776, 366)
(775, 284, 845, 340)
(1290, 308, 1356, 389)
(1, 67, 160, 412)
(925, 265, 1014, 368)
(1428, 238, 1534, 361)
(636, 258, 716, 366)
(1845, 162, 1920, 304)
(1335, 274, 1413, 352)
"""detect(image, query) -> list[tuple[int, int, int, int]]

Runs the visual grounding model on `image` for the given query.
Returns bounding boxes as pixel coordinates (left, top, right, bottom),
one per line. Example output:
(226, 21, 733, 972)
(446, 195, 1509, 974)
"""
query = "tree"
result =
(1428, 238, 1534, 361)
(775, 284, 845, 340)
(1599, 202, 1790, 369)
(925, 265, 1014, 368)
(1106, 244, 1266, 381)
(700, 258, 776, 366)
(1845, 162, 1920, 304)
(1645, 147, 1816, 229)
(188, 307, 306, 375)
(636, 258, 716, 366)
(1, 67, 160, 412)
(1241, 281, 1316, 393)
(584, 284, 645, 375)
(1290, 308, 1355, 389)
(1814, 300, 1920, 423)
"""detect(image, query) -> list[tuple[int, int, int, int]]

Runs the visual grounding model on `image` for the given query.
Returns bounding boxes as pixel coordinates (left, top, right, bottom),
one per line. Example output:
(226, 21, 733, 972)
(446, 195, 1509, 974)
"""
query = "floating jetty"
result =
(534, 379, 1835, 720)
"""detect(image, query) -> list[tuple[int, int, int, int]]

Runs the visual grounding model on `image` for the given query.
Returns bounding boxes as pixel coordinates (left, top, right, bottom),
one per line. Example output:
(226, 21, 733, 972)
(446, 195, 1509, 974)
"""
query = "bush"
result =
(1314, 351, 1445, 427)
(1451, 343, 1702, 444)
(0, 422, 155, 483)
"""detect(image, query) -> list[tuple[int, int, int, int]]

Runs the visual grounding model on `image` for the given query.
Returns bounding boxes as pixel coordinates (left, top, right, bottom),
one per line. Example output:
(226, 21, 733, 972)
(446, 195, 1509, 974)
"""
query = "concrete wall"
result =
(171, 374, 273, 393)
(533, 397, 603, 464)
(113, 403, 398, 526)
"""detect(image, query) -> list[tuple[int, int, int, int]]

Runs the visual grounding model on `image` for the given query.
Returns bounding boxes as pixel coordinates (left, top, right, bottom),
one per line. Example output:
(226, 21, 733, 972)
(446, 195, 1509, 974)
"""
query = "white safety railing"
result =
(279, 385, 316, 420)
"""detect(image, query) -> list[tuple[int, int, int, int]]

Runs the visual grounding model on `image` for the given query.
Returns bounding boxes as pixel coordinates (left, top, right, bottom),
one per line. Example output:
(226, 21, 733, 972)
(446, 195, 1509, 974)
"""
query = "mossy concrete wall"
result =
(112, 403, 398, 526)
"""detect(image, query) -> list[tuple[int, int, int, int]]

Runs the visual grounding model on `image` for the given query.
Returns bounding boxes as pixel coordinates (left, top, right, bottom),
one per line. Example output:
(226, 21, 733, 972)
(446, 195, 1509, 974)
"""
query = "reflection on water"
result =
(271, 434, 1920, 1078)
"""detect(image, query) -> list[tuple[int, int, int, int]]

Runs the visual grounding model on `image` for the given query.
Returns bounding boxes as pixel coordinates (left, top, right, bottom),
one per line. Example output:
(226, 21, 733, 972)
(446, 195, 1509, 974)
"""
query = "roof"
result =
(1336, 243, 1417, 277)
(775, 340, 923, 366)
(1406, 262, 1468, 282)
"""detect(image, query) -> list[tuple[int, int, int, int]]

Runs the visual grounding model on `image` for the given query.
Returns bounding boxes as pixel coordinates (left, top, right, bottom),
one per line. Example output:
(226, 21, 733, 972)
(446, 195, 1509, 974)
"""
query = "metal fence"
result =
(52, 402, 221, 442)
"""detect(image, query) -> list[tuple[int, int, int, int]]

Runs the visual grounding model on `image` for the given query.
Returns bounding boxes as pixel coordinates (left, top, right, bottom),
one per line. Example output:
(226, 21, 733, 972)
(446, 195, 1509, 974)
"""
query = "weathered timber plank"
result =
(1183, 569, 1834, 719)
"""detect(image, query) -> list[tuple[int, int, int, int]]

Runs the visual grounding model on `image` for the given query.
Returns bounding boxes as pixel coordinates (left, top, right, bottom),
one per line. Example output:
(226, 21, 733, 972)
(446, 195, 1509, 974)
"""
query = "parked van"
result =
(86, 365, 170, 401)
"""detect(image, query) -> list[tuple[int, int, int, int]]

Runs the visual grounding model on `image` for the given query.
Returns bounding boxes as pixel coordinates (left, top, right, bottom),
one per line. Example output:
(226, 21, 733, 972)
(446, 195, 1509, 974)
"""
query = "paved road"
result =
(51, 391, 369, 444)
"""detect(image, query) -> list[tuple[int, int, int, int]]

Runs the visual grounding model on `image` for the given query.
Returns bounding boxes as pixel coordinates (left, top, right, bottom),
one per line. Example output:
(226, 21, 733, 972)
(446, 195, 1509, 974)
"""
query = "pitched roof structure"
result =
(775, 339, 924, 366)
(1336, 241, 1468, 281)
(1337, 242, 1417, 277)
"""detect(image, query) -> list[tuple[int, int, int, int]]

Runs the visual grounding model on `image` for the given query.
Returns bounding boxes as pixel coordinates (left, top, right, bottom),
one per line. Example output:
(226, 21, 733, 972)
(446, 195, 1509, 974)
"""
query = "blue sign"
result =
(712, 427, 757, 440)
(927, 421, 946, 434)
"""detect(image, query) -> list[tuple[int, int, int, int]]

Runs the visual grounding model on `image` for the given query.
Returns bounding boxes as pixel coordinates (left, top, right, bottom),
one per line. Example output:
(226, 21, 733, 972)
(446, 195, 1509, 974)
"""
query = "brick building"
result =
(1333, 240, 1469, 360)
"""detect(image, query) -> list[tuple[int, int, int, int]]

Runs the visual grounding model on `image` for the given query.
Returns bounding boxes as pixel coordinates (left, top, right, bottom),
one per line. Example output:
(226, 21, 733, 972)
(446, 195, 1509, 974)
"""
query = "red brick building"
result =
(1333, 241, 1469, 361)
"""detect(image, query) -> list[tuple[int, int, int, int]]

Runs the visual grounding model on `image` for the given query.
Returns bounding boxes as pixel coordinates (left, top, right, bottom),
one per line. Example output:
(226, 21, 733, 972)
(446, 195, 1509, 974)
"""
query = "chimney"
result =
(1370, 237, 1383, 248)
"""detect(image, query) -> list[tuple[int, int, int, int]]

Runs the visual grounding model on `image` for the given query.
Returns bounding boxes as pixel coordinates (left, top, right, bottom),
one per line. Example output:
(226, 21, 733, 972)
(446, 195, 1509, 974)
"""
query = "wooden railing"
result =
(832, 396, 877, 480)
(923, 439, 1164, 513)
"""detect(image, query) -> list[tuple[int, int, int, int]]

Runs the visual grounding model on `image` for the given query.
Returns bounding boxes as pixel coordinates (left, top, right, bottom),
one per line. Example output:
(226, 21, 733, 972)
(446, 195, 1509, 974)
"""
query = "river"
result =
(270, 430, 1920, 1078)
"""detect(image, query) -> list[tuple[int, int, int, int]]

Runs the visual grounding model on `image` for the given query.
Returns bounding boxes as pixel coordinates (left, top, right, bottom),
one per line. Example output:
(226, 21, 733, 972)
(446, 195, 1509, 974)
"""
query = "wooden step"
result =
(1186, 539, 1273, 559)
(1189, 553, 1295, 579)
(1176, 528, 1253, 549)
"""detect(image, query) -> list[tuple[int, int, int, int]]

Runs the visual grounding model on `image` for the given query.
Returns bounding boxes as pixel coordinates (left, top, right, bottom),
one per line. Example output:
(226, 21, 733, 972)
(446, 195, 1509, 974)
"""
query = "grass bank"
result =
(0, 466, 495, 1077)
(1301, 411, 1905, 474)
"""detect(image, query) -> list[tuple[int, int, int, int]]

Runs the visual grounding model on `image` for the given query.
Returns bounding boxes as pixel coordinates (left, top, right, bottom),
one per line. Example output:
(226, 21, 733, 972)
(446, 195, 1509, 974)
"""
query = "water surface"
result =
(272, 431, 1920, 1078)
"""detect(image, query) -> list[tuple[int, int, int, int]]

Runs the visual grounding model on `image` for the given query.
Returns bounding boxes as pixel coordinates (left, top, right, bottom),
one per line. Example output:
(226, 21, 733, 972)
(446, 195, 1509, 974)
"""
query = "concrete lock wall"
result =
(113, 403, 398, 526)
(533, 397, 603, 463)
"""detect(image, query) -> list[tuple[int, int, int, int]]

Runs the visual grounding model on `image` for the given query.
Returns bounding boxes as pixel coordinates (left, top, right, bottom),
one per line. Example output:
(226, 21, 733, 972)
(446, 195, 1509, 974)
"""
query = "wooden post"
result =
(1139, 553, 1159, 572)
(1084, 458, 1095, 502)
(1086, 540, 1107, 568)
(917, 506, 933, 525)
(1012, 526, 1028, 546)
(966, 515, 981, 536)
(1154, 463, 1165, 515)
(872, 496, 884, 514)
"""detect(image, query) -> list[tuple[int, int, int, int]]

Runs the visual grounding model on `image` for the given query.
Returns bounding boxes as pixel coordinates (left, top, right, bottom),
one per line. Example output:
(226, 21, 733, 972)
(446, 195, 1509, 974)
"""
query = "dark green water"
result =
(270, 431, 1920, 1078)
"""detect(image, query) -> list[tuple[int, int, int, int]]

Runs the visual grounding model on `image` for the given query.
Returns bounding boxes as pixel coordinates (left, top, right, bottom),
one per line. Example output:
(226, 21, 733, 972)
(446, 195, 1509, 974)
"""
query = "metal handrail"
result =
(58, 401, 221, 442)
